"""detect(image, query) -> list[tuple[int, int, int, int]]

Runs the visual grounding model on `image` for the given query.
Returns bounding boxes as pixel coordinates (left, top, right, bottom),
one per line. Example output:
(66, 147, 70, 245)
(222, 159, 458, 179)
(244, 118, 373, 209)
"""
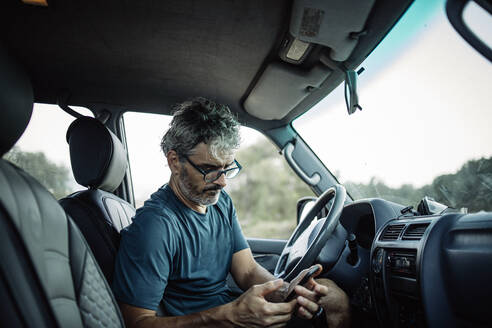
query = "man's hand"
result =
(119, 280, 296, 328)
(227, 279, 297, 328)
(293, 278, 350, 328)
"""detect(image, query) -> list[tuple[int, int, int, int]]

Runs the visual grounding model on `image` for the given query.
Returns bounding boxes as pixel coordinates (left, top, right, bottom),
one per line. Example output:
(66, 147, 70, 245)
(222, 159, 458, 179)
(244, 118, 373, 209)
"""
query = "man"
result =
(112, 98, 350, 327)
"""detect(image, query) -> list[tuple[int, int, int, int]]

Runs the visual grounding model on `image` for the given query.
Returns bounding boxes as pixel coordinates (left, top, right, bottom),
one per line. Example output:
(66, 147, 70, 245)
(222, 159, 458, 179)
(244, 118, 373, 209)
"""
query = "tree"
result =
(229, 138, 492, 239)
(345, 178, 427, 207)
(346, 156, 492, 213)
(3, 146, 72, 199)
(428, 157, 492, 212)
(228, 140, 314, 239)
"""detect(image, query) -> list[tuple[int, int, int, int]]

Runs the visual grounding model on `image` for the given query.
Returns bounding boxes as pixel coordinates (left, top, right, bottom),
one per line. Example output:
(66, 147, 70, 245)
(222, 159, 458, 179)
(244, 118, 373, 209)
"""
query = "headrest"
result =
(0, 45, 33, 156)
(66, 117, 128, 192)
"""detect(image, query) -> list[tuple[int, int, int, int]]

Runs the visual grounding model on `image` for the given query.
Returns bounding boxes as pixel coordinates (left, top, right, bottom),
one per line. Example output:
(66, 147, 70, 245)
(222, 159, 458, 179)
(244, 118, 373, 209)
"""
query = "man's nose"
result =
(213, 172, 227, 188)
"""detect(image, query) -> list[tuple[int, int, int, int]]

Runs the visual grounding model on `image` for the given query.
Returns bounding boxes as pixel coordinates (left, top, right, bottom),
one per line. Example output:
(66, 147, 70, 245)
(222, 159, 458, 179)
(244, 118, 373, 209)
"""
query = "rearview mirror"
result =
(344, 69, 364, 115)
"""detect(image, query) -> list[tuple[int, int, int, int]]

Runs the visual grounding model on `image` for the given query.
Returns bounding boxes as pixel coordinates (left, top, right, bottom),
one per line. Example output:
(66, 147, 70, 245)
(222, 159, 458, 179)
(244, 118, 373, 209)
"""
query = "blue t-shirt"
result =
(112, 184, 249, 315)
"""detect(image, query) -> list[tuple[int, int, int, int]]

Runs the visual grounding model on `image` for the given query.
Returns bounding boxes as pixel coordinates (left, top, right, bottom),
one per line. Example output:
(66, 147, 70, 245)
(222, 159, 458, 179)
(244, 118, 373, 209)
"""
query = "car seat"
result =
(59, 116, 135, 284)
(0, 46, 125, 327)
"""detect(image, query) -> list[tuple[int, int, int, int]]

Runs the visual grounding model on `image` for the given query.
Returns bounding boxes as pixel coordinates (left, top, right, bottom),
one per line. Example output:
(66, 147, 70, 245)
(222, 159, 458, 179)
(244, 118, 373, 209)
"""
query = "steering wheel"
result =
(274, 184, 346, 282)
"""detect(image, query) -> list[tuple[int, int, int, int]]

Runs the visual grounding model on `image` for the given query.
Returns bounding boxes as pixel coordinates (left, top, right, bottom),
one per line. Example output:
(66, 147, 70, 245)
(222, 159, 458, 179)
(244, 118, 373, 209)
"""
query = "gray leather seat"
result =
(0, 46, 125, 327)
(59, 117, 135, 284)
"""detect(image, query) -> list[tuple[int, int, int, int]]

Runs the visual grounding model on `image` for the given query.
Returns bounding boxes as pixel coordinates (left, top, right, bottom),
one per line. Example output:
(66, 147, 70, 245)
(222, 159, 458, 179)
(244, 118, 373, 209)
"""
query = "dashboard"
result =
(327, 199, 492, 328)
(371, 211, 492, 328)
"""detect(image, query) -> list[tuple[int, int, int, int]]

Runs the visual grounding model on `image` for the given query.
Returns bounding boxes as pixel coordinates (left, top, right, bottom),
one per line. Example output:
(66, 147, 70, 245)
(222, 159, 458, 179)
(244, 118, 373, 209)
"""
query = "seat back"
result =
(0, 46, 124, 327)
(59, 117, 135, 284)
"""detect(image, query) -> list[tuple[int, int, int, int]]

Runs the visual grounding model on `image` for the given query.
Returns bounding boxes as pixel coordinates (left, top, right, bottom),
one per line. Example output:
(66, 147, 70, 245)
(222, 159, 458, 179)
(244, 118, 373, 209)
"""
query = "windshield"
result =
(293, 0, 492, 213)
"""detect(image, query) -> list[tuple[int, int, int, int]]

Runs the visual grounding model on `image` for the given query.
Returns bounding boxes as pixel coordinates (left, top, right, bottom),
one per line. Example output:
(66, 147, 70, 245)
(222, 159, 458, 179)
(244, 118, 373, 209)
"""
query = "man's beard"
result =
(178, 168, 222, 206)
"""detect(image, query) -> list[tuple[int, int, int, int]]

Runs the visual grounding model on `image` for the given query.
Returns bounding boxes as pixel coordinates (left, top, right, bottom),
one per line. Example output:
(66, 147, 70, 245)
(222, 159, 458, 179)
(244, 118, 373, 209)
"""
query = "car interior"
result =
(1, 0, 491, 328)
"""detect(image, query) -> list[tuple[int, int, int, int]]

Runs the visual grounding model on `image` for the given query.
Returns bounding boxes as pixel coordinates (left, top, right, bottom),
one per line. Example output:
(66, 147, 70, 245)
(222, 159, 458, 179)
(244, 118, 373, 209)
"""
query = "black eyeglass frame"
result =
(183, 155, 242, 183)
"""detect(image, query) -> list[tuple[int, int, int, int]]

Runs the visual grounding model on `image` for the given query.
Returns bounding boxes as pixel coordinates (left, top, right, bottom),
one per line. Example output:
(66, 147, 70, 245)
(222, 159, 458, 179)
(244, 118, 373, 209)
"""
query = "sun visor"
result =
(244, 63, 331, 120)
(290, 0, 376, 61)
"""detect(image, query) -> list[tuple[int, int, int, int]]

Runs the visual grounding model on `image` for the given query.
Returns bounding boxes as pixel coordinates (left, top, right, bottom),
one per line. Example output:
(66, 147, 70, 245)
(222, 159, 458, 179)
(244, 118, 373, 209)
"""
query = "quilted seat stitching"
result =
(78, 251, 120, 327)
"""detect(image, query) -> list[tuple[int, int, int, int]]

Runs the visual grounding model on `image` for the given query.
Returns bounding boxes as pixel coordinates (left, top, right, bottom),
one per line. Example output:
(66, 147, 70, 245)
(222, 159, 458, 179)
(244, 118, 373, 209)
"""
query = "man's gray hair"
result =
(161, 97, 241, 160)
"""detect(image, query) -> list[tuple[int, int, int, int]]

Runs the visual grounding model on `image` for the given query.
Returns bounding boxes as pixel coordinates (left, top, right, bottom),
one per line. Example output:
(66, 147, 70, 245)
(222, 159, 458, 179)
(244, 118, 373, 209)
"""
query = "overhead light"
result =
(22, 0, 49, 7)
(279, 34, 312, 64)
(286, 38, 310, 61)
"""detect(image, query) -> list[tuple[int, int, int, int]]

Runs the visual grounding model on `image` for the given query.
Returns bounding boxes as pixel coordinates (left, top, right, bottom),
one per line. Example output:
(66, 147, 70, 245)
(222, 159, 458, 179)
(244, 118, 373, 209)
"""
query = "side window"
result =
(2, 103, 93, 199)
(123, 111, 313, 239)
(123, 112, 173, 208)
(227, 128, 313, 239)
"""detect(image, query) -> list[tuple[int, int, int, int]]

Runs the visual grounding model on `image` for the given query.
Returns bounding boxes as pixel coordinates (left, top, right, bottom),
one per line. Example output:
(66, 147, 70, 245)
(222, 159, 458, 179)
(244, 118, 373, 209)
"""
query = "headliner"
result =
(2, 0, 412, 131)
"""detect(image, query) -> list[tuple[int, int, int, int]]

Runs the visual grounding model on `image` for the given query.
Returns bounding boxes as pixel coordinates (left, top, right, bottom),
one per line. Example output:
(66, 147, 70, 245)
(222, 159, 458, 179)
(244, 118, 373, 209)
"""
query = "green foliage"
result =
(345, 179, 427, 207)
(228, 140, 314, 239)
(343, 156, 492, 212)
(230, 139, 492, 239)
(3, 146, 71, 199)
(429, 157, 492, 212)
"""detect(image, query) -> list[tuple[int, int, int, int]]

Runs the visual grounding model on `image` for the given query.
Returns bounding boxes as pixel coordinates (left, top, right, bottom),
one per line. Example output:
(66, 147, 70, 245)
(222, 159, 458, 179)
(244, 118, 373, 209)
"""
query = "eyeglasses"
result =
(184, 155, 242, 183)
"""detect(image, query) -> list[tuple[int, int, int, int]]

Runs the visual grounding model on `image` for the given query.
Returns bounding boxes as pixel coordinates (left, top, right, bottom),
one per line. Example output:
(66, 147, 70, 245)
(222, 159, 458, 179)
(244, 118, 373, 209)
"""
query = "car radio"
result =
(387, 250, 416, 276)
(370, 219, 433, 328)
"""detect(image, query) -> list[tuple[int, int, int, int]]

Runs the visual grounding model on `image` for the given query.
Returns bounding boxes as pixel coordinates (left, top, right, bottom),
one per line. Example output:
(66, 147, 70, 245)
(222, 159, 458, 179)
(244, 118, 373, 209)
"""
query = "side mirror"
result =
(296, 196, 317, 224)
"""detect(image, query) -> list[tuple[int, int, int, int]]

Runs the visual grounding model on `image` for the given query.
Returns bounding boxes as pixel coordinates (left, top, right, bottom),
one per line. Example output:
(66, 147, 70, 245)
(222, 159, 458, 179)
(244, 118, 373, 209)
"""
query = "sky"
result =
(12, 0, 492, 200)
(294, 0, 492, 188)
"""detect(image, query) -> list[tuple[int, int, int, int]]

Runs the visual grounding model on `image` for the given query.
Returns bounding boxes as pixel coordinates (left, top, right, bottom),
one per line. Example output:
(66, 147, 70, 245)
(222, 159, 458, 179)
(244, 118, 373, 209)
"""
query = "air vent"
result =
(380, 224, 405, 241)
(402, 223, 430, 240)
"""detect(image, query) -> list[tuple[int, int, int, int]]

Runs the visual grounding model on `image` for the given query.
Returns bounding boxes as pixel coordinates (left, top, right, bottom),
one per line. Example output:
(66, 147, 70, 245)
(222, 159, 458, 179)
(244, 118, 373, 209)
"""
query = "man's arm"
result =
(119, 302, 230, 328)
(230, 248, 275, 290)
(119, 279, 297, 328)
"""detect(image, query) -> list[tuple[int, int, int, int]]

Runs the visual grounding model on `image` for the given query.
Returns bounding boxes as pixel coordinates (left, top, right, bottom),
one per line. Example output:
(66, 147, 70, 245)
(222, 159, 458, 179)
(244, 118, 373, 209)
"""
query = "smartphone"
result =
(285, 265, 320, 301)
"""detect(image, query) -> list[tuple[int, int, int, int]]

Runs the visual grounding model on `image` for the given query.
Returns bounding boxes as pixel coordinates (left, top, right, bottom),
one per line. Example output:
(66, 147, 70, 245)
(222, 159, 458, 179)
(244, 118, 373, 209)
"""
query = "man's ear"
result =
(167, 150, 181, 174)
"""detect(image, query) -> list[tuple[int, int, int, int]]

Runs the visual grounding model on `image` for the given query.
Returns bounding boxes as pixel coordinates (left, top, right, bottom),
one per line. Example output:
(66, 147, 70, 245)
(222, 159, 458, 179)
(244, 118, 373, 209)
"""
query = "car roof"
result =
(2, 0, 412, 131)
